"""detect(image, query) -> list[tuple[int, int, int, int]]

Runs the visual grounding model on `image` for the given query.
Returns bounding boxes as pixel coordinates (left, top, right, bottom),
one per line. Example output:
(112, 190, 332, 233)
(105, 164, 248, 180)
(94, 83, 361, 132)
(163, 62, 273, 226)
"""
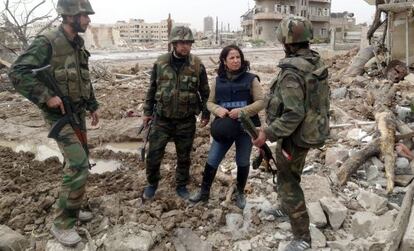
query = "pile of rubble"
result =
(1, 46, 414, 251)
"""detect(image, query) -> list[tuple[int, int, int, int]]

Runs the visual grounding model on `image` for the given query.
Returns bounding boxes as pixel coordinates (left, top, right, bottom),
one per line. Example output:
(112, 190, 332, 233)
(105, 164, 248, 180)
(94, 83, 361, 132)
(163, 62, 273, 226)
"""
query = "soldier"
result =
(142, 26, 210, 200)
(253, 16, 330, 251)
(8, 0, 98, 246)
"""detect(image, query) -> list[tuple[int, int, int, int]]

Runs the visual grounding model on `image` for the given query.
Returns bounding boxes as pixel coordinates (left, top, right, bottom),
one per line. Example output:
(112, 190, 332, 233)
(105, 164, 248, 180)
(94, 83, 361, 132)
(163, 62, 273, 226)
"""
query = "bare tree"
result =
(0, 0, 58, 52)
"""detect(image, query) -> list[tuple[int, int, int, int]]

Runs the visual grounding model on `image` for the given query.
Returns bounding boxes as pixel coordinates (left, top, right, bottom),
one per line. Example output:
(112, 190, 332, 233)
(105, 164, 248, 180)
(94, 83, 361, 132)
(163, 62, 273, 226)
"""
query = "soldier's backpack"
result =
(278, 56, 330, 148)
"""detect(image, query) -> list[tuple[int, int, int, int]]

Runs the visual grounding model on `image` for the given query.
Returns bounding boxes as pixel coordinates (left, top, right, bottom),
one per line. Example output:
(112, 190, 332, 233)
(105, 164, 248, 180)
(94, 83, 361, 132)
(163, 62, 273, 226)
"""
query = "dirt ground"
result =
(1, 46, 412, 250)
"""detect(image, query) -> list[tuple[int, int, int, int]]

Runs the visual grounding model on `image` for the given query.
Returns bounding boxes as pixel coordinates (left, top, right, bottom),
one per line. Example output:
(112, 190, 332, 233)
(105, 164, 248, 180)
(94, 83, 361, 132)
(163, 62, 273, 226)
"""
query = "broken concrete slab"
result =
(308, 202, 327, 228)
(173, 228, 213, 251)
(356, 190, 388, 215)
(320, 197, 348, 231)
(395, 175, 414, 187)
(0, 225, 29, 251)
(351, 211, 379, 238)
(401, 201, 414, 251)
(310, 225, 326, 248)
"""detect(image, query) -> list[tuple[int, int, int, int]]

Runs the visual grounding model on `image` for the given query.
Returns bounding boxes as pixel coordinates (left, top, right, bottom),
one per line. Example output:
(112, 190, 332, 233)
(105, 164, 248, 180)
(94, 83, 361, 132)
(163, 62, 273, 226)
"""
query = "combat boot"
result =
(176, 185, 190, 199)
(189, 163, 217, 203)
(235, 166, 249, 209)
(283, 239, 311, 251)
(78, 210, 93, 222)
(50, 224, 81, 246)
(143, 183, 158, 200)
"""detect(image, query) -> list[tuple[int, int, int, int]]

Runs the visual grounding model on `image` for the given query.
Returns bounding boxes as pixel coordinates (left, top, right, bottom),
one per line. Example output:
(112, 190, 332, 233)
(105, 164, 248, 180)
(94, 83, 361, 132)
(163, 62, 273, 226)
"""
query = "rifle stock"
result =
(239, 111, 278, 182)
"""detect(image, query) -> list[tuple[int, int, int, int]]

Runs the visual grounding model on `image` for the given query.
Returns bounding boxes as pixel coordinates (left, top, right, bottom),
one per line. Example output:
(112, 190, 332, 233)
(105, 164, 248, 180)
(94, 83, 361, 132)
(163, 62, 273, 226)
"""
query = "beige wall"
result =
(390, 12, 414, 65)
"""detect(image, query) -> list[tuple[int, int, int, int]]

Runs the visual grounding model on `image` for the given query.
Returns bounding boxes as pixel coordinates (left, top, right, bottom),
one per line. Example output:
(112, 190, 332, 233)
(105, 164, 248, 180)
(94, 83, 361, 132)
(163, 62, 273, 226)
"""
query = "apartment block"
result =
(115, 19, 190, 45)
(204, 16, 214, 35)
(241, 0, 331, 43)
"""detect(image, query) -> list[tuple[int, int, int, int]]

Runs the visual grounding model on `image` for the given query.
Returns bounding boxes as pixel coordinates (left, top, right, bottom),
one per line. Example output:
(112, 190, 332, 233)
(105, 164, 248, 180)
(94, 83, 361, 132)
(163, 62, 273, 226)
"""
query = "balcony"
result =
(309, 15, 330, 22)
(241, 19, 253, 26)
(253, 12, 285, 20)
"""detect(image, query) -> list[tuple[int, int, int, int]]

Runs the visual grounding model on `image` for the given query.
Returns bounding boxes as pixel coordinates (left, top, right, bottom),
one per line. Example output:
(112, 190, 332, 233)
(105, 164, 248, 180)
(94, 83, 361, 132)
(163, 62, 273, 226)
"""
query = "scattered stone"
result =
(233, 240, 252, 251)
(173, 228, 212, 251)
(395, 175, 414, 187)
(308, 202, 327, 228)
(396, 157, 410, 170)
(320, 197, 347, 230)
(45, 240, 88, 251)
(371, 157, 385, 171)
(331, 87, 347, 99)
(325, 147, 349, 167)
(356, 190, 388, 215)
(310, 225, 326, 248)
(0, 225, 29, 251)
(351, 211, 378, 238)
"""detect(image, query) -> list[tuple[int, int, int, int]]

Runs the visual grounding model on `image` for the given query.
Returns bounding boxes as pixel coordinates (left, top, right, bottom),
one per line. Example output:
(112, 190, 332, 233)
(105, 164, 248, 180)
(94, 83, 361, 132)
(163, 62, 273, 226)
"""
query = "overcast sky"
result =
(29, 0, 376, 30)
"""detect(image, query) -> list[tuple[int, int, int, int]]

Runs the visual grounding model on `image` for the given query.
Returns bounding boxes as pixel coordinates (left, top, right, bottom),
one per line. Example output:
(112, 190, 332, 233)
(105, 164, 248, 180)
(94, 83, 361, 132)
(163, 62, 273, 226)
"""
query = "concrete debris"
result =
(356, 190, 388, 215)
(173, 228, 213, 251)
(319, 197, 348, 231)
(0, 225, 29, 251)
(2, 43, 414, 249)
(307, 202, 327, 228)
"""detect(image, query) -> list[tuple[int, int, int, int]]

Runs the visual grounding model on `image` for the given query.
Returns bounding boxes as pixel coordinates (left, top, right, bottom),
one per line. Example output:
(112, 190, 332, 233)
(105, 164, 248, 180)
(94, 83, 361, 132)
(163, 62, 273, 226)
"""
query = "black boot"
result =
(235, 166, 250, 209)
(190, 163, 217, 203)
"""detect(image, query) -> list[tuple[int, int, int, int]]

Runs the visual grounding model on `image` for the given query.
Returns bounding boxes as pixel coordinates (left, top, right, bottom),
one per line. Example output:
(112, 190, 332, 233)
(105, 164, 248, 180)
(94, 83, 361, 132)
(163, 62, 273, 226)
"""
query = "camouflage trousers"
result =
(146, 115, 196, 187)
(275, 137, 310, 242)
(43, 110, 89, 230)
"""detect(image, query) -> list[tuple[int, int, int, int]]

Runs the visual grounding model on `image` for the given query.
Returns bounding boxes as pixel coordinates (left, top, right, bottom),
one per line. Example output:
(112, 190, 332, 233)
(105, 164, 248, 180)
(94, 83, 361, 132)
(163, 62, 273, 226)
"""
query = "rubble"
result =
(1, 43, 414, 250)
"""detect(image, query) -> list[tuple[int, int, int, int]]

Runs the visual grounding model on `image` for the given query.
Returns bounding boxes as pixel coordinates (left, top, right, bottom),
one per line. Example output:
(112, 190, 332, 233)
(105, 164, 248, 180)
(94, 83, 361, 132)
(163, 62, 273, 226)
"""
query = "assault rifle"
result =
(137, 119, 153, 162)
(239, 111, 278, 184)
(31, 65, 94, 168)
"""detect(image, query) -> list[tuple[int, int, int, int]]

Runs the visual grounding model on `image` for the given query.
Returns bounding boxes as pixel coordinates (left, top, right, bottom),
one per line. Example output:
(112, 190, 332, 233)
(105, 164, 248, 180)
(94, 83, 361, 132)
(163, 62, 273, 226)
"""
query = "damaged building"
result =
(241, 0, 331, 43)
(370, 0, 414, 67)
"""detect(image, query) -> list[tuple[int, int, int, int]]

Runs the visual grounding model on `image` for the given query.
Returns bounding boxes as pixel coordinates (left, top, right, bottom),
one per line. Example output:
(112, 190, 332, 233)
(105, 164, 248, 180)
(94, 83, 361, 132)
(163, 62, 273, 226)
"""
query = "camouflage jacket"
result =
(8, 25, 99, 113)
(264, 49, 327, 144)
(143, 52, 210, 119)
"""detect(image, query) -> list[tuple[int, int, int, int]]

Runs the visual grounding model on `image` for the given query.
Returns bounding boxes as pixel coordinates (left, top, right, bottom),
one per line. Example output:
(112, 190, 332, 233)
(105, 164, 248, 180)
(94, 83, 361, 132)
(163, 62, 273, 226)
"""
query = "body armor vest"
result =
(154, 53, 202, 119)
(42, 27, 91, 104)
(215, 72, 260, 126)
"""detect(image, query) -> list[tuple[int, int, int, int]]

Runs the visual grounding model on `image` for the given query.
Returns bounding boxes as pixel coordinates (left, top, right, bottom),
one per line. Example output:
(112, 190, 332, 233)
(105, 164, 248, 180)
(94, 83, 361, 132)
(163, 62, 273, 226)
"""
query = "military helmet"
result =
(210, 117, 241, 143)
(57, 0, 95, 16)
(170, 26, 195, 43)
(276, 16, 313, 44)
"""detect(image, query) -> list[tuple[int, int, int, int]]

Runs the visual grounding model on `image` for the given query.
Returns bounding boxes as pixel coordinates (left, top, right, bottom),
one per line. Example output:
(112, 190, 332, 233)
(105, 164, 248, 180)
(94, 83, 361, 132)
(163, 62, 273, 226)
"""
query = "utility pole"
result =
(167, 13, 172, 52)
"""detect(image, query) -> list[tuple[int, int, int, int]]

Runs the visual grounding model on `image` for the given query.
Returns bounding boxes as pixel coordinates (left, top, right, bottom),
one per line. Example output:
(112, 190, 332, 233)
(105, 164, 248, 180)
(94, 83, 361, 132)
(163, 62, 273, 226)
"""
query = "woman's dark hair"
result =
(217, 44, 250, 77)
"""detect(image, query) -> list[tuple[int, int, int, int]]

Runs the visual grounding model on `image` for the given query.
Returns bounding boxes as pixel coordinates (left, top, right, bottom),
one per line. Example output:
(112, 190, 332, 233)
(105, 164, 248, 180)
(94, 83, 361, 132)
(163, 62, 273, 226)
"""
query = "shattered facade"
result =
(115, 19, 190, 45)
(241, 0, 331, 43)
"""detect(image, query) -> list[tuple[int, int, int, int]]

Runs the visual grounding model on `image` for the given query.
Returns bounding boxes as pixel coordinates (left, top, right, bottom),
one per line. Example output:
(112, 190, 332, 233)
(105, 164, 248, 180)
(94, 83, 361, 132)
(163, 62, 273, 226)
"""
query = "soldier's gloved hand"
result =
(47, 96, 65, 115)
(143, 115, 153, 128)
(90, 111, 99, 126)
(215, 107, 229, 118)
(253, 129, 267, 148)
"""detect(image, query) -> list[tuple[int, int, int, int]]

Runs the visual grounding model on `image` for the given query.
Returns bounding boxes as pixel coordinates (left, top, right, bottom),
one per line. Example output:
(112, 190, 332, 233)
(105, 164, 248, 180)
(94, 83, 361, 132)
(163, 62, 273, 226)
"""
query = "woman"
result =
(190, 45, 264, 209)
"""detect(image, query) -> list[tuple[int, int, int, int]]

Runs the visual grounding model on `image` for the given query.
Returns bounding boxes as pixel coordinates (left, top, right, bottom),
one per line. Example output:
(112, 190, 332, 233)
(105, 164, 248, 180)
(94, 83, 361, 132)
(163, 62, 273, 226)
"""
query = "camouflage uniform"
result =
(8, 25, 98, 230)
(265, 16, 329, 244)
(143, 34, 210, 188)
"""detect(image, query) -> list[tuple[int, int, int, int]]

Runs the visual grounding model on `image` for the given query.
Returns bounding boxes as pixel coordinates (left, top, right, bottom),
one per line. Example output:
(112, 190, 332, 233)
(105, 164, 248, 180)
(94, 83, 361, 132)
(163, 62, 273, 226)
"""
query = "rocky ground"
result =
(1, 47, 414, 251)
